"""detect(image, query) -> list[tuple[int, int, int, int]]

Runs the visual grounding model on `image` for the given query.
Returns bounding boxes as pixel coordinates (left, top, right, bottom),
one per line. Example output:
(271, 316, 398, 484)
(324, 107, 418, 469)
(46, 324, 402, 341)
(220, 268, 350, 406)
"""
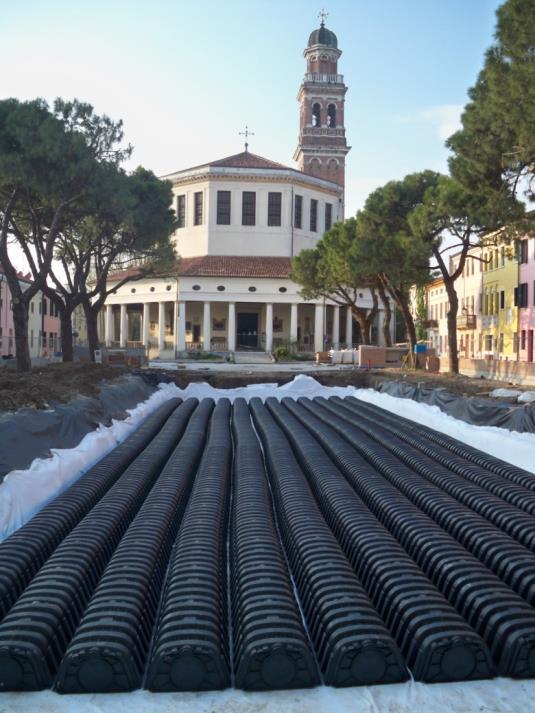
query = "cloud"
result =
(420, 104, 463, 140)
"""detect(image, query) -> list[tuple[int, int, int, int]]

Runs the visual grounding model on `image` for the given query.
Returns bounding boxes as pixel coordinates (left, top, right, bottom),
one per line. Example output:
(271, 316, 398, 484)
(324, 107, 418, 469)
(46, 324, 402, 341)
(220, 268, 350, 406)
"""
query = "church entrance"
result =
(237, 312, 258, 349)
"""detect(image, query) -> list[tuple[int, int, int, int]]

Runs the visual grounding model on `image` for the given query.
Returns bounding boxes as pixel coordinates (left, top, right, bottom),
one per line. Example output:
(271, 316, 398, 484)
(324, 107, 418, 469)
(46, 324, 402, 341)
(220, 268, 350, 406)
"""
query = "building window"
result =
(325, 203, 333, 232)
(521, 330, 527, 350)
(217, 285, 225, 292)
(42, 299, 47, 316)
(248, 286, 256, 292)
(268, 192, 282, 227)
(515, 283, 528, 308)
(242, 191, 256, 226)
(192, 284, 201, 291)
(194, 192, 203, 225)
(177, 195, 186, 228)
(279, 287, 287, 293)
(294, 195, 303, 229)
(30, 330, 34, 349)
(513, 332, 519, 353)
(30, 302, 34, 314)
(312, 102, 321, 127)
(310, 199, 318, 232)
(217, 190, 231, 225)
(327, 104, 336, 128)
(520, 240, 529, 264)
(500, 290, 505, 310)
(485, 335, 493, 351)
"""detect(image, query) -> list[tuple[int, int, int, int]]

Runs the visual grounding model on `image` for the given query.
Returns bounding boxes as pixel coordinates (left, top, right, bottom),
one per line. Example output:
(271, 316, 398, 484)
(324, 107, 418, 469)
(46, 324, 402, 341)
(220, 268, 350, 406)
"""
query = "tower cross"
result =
(318, 8, 328, 26)
(239, 125, 255, 152)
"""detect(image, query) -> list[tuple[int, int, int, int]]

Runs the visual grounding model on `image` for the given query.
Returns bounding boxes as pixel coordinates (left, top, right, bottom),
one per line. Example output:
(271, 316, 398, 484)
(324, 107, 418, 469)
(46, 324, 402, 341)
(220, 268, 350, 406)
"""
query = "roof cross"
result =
(318, 8, 328, 26)
(239, 125, 255, 152)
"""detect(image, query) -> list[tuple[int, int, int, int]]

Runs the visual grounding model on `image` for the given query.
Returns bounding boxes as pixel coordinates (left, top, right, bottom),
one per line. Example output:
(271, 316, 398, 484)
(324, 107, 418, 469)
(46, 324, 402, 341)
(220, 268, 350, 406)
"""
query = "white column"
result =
(265, 303, 273, 352)
(290, 303, 298, 343)
(228, 302, 236, 351)
(346, 307, 353, 347)
(142, 303, 150, 349)
(105, 304, 113, 346)
(332, 305, 340, 347)
(173, 301, 178, 352)
(158, 302, 165, 351)
(120, 304, 127, 348)
(203, 302, 211, 352)
(177, 301, 186, 352)
(314, 303, 324, 353)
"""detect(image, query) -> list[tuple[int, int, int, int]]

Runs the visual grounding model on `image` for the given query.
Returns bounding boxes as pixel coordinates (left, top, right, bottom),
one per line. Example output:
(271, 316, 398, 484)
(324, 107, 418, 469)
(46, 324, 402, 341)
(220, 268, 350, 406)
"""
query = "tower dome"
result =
(307, 24, 338, 49)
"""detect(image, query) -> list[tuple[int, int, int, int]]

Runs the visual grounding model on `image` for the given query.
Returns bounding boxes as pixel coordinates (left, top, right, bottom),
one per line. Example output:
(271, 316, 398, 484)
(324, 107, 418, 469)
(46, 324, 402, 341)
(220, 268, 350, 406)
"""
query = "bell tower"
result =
(294, 15, 350, 208)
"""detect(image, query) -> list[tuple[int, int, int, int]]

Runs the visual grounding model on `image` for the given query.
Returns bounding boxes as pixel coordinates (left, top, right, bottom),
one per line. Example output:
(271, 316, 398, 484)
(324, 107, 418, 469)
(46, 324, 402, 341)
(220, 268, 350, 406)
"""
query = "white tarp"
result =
(2, 374, 535, 542)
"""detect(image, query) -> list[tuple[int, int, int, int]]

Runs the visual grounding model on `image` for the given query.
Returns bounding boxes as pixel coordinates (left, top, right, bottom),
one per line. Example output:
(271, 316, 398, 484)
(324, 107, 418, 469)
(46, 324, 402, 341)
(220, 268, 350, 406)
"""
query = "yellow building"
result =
(480, 243, 518, 359)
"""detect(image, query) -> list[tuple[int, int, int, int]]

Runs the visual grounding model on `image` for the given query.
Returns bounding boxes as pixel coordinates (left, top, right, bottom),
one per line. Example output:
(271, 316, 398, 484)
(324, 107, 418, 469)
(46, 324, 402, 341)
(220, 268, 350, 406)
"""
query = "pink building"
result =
(518, 236, 535, 363)
(0, 270, 61, 359)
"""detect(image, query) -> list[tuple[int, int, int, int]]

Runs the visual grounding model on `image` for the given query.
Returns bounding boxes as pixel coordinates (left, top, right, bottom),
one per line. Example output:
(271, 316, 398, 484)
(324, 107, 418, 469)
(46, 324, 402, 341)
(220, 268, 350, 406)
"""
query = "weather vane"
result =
(318, 8, 328, 26)
(239, 125, 255, 152)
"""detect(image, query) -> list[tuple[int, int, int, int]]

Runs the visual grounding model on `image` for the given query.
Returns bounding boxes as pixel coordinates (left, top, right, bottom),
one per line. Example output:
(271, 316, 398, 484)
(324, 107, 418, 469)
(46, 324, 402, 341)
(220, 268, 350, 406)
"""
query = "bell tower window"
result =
(327, 104, 336, 128)
(312, 103, 321, 127)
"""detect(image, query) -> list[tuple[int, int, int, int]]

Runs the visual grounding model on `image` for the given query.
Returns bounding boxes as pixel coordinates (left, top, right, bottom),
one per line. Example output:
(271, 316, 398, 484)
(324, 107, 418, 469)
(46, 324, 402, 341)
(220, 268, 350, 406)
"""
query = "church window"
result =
(177, 195, 186, 228)
(248, 286, 257, 292)
(217, 191, 231, 225)
(294, 195, 303, 229)
(325, 203, 333, 232)
(192, 285, 201, 291)
(268, 192, 282, 227)
(194, 192, 203, 225)
(242, 191, 256, 226)
(310, 199, 318, 232)
(278, 287, 287, 293)
(312, 102, 321, 127)
(217, 285, 226, 292)
(327, 104, 336, 128)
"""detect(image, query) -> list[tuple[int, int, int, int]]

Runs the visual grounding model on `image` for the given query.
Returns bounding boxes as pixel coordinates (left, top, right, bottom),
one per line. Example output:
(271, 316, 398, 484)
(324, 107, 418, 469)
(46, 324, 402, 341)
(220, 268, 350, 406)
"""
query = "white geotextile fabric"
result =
(1, 374, 534, 543)
(1, 676, 535, 712)
(0, 386, 180, 542)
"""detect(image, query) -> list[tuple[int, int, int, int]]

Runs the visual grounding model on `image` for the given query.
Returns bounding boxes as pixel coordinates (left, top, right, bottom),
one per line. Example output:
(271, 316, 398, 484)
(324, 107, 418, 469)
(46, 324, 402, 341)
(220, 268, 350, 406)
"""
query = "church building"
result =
(103, 18, 388, 358)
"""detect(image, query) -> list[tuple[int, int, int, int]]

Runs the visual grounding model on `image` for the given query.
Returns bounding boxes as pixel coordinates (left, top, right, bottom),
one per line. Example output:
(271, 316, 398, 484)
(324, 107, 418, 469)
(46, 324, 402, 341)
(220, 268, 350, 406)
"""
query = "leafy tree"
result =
(415, 286, 427, 341)
(409, 173, 522, 372)
(448, 0, 535, 214)
(354, 175, 435, 361)
(291, 219, 387, 346)
(0, 99, 105, 371)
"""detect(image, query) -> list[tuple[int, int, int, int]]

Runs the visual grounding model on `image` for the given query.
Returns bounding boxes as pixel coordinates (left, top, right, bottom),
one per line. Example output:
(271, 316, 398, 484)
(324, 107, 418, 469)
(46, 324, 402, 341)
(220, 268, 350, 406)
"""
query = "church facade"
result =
(103, 20, 388, 358)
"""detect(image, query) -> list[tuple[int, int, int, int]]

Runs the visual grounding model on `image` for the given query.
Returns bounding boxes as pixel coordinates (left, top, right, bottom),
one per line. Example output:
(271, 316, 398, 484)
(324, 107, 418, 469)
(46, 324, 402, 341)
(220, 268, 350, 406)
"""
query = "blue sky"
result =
(3, 0, 502, 219)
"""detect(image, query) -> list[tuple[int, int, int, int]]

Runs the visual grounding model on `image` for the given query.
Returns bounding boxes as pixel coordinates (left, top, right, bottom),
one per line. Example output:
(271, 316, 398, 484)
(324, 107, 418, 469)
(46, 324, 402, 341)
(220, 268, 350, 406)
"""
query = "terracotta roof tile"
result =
(109, 256, 293, 282)
(167, 151, 294, 175)
(177, 255, 292, 278)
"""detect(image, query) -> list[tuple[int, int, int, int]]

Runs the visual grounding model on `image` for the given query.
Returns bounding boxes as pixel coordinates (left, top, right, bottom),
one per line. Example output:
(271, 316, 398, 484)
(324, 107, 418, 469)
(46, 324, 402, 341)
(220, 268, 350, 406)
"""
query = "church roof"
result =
(173, 151, 293, 174)
(108, 256, 293, 282)
(178, 255, 292, 278)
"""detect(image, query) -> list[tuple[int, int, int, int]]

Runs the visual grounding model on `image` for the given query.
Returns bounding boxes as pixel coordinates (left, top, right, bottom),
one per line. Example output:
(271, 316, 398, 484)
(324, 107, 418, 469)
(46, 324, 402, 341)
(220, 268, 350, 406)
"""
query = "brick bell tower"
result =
(294, 14, 350, 209)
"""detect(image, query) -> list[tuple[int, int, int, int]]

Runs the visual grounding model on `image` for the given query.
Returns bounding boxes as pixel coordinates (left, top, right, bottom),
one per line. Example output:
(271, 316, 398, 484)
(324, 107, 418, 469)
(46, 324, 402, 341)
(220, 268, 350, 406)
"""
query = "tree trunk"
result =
(444, 279, 459, 374)
(60, 313, 74, 362)
(396, 293, 418, 368)
(12, 300, 31, 372)
(377, 285, 392, 347)
(351, 308, 370, 345)
(83, 301, 101, 362)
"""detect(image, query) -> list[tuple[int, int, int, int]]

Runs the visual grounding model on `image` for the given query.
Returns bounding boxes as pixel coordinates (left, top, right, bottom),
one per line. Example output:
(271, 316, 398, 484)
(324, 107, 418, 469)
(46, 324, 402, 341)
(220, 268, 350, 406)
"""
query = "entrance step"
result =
(234, 351, 274, 365)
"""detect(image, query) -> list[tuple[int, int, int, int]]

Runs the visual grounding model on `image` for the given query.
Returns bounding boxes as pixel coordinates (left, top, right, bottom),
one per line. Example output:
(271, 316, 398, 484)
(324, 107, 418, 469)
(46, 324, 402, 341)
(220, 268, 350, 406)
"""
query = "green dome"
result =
(308, 25, 338, 49)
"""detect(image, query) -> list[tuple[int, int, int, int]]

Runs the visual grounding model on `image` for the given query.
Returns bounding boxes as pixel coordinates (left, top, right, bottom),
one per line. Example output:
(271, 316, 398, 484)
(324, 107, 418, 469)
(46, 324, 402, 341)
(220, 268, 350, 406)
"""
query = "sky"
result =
(2, 0, 502, 241)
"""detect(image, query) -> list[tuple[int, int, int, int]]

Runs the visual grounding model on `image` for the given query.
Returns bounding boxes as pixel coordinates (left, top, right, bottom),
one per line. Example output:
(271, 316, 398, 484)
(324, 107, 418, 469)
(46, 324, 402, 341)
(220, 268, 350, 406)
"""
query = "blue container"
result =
(414, 343, 427, 353)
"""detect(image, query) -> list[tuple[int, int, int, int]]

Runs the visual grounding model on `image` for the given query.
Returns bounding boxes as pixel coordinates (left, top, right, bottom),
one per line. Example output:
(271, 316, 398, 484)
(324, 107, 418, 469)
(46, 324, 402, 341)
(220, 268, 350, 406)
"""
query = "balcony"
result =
(457, 313, 477, 330)
(423, 319, 439, 330)
(304, 72, 344, 84)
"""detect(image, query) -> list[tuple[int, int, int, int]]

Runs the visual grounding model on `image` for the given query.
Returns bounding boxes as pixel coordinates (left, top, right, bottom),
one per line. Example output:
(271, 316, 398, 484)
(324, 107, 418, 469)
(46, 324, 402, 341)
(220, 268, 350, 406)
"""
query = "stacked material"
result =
(1, 395, 535, 693)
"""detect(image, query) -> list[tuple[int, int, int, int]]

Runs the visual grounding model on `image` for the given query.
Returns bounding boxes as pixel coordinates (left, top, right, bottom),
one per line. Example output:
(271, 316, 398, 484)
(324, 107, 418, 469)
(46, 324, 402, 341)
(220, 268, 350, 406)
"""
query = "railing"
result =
(302, 127, 345, 137)
(304, 73, 344, 83)
(457, 314, 477, 330)
(185, 341, 203, 351)
(423, 319, 439, 329)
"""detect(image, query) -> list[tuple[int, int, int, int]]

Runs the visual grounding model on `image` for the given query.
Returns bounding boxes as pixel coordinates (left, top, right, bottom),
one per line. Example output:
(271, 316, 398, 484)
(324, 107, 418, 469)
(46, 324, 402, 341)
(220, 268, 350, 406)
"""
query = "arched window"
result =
(312, 102, 321, 127)
(327, 104, 336, 128)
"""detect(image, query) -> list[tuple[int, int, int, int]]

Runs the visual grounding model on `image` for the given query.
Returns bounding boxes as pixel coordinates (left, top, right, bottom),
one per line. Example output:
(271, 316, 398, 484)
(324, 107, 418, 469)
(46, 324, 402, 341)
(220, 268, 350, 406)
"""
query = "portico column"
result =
(105, 304, 113, 347)
(173, 301, 178, 352)
(203, 302, 211, 352)
(290, 303, 298, 343)
(143, 303, 150, 349)
(177, 301, 186, 352)
(228, 302, 236, 351)
(120, 304, 127, 348)
(265, 303, 273, 352)
(332, 305, 340, 348)
(345, 306, 353, 347)
(158, 302, 165, 352)
(314, 303, 324, 353)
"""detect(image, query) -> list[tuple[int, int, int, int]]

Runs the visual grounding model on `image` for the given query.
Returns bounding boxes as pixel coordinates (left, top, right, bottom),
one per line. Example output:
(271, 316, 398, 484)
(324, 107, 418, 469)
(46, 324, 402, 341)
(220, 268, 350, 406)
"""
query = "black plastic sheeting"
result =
(377, 380, 535, 433)
(0, 374, 157, 479)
